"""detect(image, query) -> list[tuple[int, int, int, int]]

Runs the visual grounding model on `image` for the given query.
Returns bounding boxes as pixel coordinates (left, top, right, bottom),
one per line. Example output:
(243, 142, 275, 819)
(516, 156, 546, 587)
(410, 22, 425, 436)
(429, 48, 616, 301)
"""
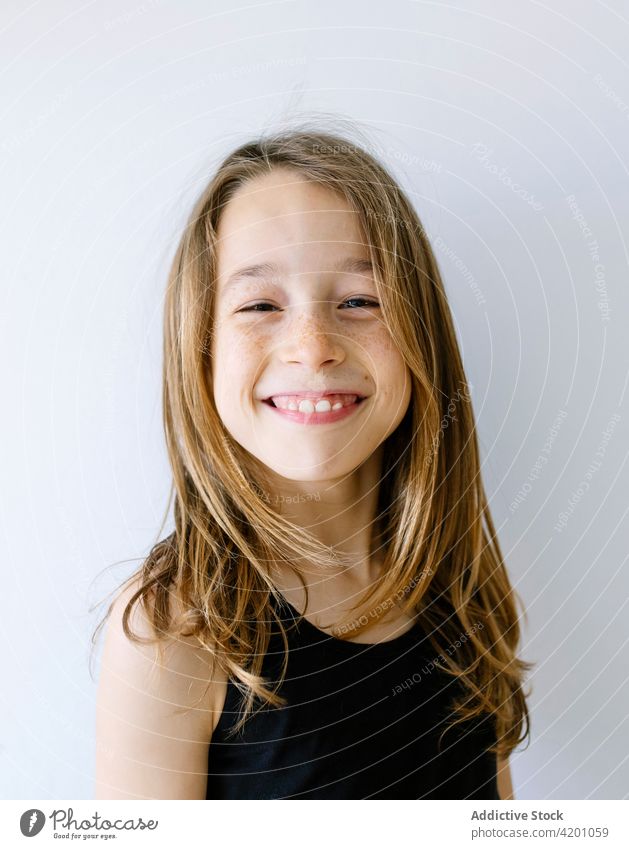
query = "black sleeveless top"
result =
(206, 595, 499, 799)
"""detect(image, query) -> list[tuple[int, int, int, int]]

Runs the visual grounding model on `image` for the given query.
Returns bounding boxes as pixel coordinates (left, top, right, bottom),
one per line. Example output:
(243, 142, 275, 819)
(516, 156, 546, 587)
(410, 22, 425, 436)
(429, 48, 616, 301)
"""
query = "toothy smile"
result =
(264, 393, 365, 412)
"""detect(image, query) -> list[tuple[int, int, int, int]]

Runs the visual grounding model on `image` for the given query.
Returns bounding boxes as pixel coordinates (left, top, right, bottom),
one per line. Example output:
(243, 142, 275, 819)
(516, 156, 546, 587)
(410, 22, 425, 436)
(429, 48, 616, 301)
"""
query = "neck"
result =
(264, 445, 385, 588)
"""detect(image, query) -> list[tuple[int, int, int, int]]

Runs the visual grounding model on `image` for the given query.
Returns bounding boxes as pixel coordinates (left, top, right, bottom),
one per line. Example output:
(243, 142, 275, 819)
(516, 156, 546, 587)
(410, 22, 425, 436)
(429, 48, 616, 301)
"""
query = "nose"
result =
(279, 301, 346, 369)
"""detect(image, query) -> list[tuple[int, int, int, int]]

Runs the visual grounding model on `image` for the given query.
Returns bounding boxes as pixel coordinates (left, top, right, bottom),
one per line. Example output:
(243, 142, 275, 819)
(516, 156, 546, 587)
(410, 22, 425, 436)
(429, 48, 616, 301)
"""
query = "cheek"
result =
(367, 329, 411, 407)
(366, 325, 407, 374)
(211, 323, 267, 402)
(214, 310, 267, 351)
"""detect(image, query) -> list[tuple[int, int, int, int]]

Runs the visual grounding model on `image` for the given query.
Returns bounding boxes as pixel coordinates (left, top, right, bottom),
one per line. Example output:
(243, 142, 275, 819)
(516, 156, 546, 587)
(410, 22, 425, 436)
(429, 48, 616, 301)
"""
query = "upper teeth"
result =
(271, 394, 359, 412)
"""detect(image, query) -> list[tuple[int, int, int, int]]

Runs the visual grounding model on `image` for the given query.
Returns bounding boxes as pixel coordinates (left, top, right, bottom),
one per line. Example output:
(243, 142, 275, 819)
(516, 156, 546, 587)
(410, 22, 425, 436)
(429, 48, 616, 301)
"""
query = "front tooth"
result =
(314, 399, 332, 412)
(298, 399, 316, 413)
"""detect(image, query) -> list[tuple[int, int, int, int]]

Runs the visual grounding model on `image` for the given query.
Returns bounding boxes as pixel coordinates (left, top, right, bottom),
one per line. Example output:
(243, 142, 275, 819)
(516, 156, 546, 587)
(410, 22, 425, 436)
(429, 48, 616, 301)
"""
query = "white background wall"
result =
(1, 0, 628, 800)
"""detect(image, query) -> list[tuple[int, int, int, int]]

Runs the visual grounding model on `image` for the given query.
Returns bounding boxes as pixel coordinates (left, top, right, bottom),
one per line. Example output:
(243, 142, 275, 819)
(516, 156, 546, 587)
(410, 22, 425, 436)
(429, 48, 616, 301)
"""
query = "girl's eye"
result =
(340, 297, 380, 310)
(237, 302, 278, 313)
(237, 297, 380, 313)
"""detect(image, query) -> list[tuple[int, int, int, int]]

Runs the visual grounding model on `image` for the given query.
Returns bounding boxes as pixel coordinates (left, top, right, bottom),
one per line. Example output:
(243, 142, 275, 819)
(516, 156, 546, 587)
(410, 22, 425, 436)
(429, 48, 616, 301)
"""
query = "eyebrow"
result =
(222, 256, 374, 289)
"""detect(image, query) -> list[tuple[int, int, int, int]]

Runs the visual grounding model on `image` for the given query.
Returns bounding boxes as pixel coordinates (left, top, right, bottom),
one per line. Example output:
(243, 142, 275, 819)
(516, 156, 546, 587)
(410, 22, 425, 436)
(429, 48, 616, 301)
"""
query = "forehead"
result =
(215, 169, 369, 275)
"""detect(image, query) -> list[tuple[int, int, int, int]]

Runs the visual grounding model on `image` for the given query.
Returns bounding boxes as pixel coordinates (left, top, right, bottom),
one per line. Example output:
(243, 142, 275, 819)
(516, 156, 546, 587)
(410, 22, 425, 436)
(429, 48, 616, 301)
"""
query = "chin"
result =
(261, 453, 368, 482)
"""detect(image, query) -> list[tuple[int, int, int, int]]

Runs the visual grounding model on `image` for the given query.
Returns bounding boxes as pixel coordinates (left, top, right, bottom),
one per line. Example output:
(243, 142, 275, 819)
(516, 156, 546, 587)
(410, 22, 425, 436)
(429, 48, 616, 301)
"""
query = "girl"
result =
(94, 124, 532, 800)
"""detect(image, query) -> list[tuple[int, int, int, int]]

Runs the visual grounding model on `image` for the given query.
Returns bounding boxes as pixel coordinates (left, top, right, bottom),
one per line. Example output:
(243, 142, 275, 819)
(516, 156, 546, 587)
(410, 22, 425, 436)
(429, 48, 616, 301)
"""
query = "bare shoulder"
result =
(496, 755, 515, 800)
(94, 577, 228, 800)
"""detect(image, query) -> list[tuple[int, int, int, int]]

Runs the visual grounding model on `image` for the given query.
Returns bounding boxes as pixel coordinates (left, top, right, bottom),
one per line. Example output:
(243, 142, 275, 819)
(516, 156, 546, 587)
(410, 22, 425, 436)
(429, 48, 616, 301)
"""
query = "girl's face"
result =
(211, 168, 411, 484)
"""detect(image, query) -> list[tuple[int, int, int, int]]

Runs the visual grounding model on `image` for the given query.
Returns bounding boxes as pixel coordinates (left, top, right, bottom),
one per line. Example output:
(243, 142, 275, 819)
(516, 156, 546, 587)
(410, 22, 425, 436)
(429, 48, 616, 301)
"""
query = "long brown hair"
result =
(92, 120, 532, 756)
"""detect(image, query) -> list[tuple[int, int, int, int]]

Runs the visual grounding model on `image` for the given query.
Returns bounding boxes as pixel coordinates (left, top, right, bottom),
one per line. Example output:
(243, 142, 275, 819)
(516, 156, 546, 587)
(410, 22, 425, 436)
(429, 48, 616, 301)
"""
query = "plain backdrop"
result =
(1, 0, 628, 800)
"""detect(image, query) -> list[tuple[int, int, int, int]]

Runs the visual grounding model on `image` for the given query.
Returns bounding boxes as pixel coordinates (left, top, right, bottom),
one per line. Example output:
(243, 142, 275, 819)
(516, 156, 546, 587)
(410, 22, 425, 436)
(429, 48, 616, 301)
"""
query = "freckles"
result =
(215, 327, 269, 393)
(240, 329, 269, 361)
(366, 329, 409, 396)
(362, 324, 402, 360)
